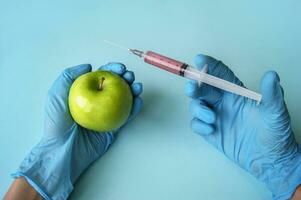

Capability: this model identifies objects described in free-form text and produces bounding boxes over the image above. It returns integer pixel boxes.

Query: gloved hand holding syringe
[104,40,262,103]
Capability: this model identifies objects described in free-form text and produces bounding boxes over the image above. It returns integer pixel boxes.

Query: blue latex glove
[185,54,301,200]
[12,63,143,200]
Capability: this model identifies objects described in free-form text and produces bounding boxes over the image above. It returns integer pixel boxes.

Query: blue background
[1,0,300,199]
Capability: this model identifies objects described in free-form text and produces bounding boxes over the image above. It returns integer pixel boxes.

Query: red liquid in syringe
[143,51,188,76]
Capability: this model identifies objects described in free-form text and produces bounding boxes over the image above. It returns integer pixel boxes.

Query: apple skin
[68,71,133,132]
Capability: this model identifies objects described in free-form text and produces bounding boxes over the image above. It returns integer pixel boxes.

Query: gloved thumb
[259,71,296,158]
[260,71,284,111]
[48,64,92,96]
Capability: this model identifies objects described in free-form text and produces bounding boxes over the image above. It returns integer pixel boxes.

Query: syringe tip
[129,49,144,57]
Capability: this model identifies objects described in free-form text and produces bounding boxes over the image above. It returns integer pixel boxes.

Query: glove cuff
[12,127,114,200]
[11,172,53,200]
[268,145,301,200]
[11,134,75,200]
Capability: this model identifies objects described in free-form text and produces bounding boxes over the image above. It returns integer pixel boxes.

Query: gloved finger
[127,97,143,122]
[122,71,135,84]
[190,118,215,135]
[189,99,216,124]
[185,78,220,103]
[131,83,143,97]
[185,80,201,98]
[98,62,126,75]
[195,55,240,83]
[259,71,291,137]
[260,71,286,115]
[193,54,244,104]
[64,64,92,81]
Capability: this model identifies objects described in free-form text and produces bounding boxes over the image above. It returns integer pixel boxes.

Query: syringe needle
[103,40,130,51]
[103,40,144,57]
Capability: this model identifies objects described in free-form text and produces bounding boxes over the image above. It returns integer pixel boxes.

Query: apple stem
[98,77,105,91]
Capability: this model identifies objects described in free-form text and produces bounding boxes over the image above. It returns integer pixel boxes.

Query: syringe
[104,40,262,103]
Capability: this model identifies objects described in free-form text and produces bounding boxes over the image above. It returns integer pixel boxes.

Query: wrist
[292,185,301,200]
[4,177,43,200]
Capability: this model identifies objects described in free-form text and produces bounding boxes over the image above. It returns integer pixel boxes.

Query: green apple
[68,71,133,132]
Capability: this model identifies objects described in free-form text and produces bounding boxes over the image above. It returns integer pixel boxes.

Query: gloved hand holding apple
[12,62,143,200]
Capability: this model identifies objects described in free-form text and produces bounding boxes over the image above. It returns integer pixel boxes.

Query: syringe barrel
[144,51,188,76]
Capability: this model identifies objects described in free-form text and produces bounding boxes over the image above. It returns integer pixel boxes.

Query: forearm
[4,177,42,200]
